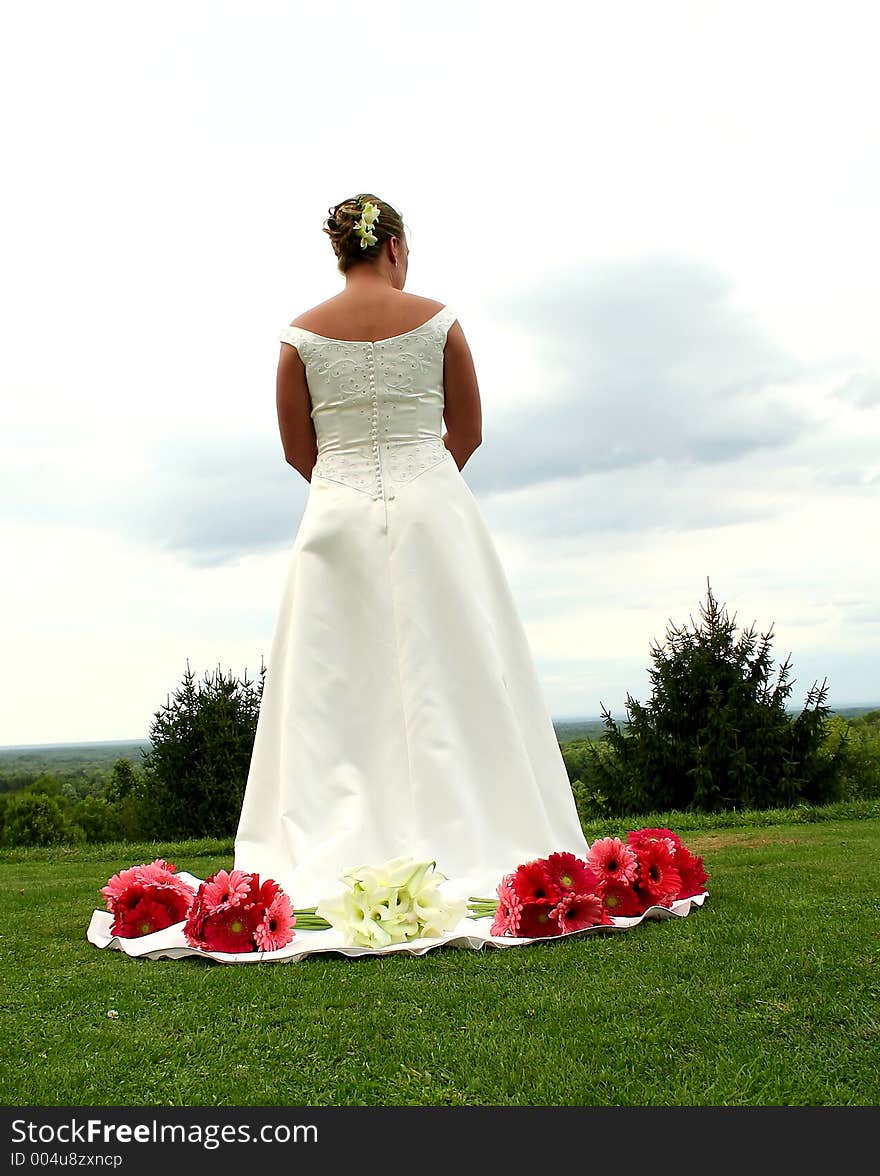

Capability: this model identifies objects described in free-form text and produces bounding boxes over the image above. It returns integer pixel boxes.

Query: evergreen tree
[588,579,847,814]
[104,757,139,805]
[139,658,266,838]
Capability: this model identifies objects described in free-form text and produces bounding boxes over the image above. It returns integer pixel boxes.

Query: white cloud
[2,0,878,742]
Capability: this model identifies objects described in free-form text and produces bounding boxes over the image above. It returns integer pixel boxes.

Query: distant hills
[552,704,878,744]
[2,703,877,764]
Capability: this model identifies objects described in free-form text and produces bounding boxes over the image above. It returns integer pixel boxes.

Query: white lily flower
[384,856,437,890]
[315,887,377,941]
[372,888,413,923]
[412,889,468,937]
[318,856,465,946]
[343,856,434,892]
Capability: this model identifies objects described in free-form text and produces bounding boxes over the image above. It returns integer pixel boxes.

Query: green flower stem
[292,906,332,930]
[290,900,500,931]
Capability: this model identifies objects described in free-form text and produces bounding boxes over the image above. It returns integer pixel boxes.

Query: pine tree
[104,757,139,805]
[588,579,847,814]
[139,658,267,838]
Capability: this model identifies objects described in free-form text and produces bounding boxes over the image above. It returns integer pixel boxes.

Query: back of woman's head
[323,193,406,274]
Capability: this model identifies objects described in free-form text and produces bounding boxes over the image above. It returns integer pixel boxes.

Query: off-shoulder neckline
[283,305,449,345]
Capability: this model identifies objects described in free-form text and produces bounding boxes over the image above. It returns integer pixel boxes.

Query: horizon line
[3,701,879,753]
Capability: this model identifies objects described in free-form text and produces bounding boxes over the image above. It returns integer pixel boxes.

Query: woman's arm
[276,342,318,481]
[441,320,482,471]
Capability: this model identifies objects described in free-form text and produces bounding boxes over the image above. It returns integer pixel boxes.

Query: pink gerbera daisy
[490,874,524,937]
[202,868,253,911]
[101,865,144,907]
[587,837,639,887]
[552,892,608,932]
[254,889,296,951]
[101,859,195,914]
[110,881,147,913]
[183,892,209,947]
[135,859,178,885]
[543,852,601,896]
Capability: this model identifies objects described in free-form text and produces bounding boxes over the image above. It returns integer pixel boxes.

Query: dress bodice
[279,304,458,501]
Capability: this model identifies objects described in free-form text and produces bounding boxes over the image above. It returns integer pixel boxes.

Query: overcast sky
[2,0,878,746]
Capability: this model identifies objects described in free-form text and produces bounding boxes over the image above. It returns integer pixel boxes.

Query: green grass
[2,814,879,1106]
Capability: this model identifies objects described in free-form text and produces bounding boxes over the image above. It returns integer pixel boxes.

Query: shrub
[585,579,847,815]
[23,773,64,798]
[823,713,880,799]
[72,795,125,843]
[1,792,68,847]
[564,740,615,821]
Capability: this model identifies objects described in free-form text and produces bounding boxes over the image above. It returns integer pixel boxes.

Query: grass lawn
[1,814,878,1106]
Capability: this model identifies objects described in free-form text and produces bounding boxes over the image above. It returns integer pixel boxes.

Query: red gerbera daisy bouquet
[622,827,708,914]
[100,859,321,953]
[100,858,198,938]
[182,868,302,953]
[468,829,708,936]
[467,851,613,937]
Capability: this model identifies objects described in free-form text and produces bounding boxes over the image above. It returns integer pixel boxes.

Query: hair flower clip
[353,198,380,249]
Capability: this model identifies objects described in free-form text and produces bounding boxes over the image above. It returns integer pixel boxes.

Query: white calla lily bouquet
[315,856,468,948]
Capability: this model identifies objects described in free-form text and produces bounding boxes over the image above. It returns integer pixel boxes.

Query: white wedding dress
[86,304,706,963]
[236,305,591,901]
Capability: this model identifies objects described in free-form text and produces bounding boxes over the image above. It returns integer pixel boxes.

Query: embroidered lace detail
[279,336,373,397]
[382,438,450,488]
[278,305,458,509]
[313,440,452,497]
[312,449,378,496]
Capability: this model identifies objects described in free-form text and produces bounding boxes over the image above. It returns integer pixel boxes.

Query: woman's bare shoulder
[401,294,447,315]
[288,295,336,330]
[288,293,448,334]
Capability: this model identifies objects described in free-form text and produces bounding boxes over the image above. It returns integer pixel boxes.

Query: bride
[86,193,708,961]
[87,192,616,963]
[232,192,592,917]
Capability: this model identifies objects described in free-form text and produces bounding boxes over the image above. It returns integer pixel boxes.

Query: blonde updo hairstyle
[323,193,407,275]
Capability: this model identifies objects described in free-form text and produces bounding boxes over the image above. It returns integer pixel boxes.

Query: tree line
[2,581,878,847]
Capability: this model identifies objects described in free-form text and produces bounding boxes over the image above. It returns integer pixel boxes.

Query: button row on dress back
[368,342,393,531]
